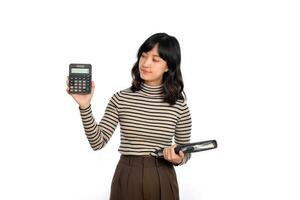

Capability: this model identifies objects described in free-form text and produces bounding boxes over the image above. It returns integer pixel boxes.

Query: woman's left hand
[163,144,184,165]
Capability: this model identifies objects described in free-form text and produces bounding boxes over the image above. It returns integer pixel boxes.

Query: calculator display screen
[71,68,89,74]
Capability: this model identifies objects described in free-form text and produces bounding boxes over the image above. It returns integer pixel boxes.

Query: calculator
[68,63,92,94]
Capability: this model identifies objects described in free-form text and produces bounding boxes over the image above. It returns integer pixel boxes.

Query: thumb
[179,150,184,158]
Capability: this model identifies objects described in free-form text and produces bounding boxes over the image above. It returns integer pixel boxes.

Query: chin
[140,75,150,81]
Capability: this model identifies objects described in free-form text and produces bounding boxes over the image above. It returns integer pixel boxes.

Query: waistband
[119,155,172,168]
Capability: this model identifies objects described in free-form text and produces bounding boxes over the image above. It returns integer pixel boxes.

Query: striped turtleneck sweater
[79,82,192,165]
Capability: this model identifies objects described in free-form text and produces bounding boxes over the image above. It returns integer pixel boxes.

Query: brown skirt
[110,155,180,200]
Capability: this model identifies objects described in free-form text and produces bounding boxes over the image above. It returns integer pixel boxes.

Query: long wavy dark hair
[131,33,186,105]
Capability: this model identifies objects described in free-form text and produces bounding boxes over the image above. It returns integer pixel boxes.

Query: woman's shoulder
[175,98,188,106]
[110,86,134,99]
[172,98,190,113]
[108,87,130,107]
[114,86,133,95]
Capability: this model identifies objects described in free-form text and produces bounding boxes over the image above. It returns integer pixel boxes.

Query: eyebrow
[143,52,160,57]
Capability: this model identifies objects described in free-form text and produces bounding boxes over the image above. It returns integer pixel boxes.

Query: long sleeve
[79,94,119,150]
[174,101,192,165]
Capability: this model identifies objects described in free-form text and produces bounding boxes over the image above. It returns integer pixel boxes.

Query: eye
[153,56,161,62]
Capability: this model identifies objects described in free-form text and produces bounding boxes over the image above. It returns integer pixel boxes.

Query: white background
[0,0,299,199]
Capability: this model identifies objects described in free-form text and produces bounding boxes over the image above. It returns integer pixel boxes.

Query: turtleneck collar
[140,82,164,96]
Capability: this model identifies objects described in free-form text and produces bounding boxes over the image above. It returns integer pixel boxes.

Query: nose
[142,56,152,68]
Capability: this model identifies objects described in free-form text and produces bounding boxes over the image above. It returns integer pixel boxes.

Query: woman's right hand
[66,76,95,109]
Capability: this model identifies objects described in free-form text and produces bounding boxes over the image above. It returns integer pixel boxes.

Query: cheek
[158,63,168,73]
[138,59,142,68]
[153,65,167,76]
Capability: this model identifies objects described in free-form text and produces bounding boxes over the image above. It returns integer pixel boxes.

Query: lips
[140,69,151,74]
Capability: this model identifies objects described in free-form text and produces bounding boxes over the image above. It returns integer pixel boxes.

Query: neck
[140,82,164,96]
[144,79,163,86]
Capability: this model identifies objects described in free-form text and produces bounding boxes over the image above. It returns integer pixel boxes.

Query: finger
[90,81,95,94]
[171,144,177,154]
[164,148,169,160]
[66,76,70,93]
[170,144,179,160]
[66,88,70,95]
[170,146,176,160]
[163,148,168,160]
[171,147,181,162]
[167,147,172,161]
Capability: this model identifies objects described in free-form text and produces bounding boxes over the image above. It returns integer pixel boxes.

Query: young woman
[67,33,192,200]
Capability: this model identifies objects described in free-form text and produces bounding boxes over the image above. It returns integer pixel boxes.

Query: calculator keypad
[69,75,91,93]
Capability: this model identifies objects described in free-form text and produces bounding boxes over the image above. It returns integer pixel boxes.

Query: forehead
[145,44,160,56]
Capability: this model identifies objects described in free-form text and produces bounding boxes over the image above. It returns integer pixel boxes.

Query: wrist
[79,104,91,110]
[174,158,183,165]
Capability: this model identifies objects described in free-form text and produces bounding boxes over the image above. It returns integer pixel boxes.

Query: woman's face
[139,44,168,86]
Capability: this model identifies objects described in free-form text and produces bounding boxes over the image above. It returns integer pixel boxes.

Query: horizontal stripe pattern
[79,83,192,165]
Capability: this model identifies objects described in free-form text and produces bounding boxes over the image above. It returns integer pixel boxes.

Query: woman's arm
[162,101,192,165]
[174,101,192,165]
[79,94,119,150]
